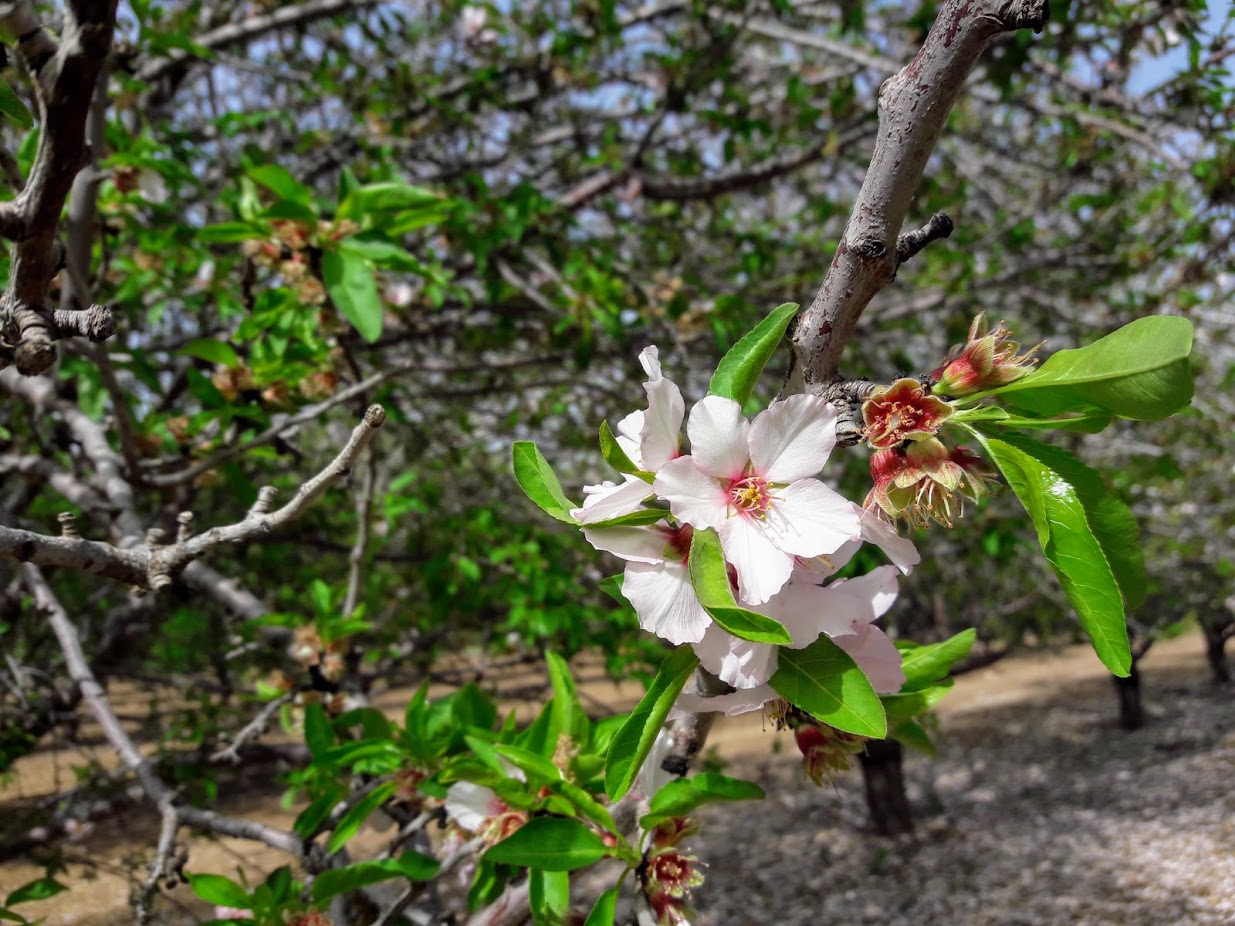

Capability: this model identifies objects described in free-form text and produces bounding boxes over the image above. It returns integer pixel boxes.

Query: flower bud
[931,313,1042,397]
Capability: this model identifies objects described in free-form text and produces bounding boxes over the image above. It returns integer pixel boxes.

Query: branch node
[249,486,278,516]
[364,403,387,428]
[176,511,194,543]
[57,511,79,539]
[852,237,887,260]
[145,527,166,546]
[896,212,954,265]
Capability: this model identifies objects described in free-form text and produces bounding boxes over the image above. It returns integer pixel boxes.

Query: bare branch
[789,0,1050,389]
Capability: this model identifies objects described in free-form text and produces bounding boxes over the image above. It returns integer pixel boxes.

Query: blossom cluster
[572,348,919,713]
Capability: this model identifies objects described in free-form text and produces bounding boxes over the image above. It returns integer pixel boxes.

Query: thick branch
[790,0,1049,388]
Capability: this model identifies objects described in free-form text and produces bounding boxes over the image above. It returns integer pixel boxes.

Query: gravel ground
[689,672,1235,926]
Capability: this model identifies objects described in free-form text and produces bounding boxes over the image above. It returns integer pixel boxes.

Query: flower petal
[692,625,779,689]
[718,516,794,606]
[638,345,663,381]
[858,507,920,574]
[685,395,750,479]
[572,477,653,524]
[444,781,501,832]
[654,458,730,529]
[749,394,838,483]
[824,565,901,626]
[833,624,906,694]
[622,561,713,645]
[670,683,777,718]
[761,479,861,558]
[640,376,685,471]
[582,524,668,564]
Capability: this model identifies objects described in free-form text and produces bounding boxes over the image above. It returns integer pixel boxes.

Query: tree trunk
[1204,625,1230,685]
[1112,659,1145,731]
[859,738,914,835]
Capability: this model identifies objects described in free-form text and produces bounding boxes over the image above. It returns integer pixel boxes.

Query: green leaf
[530,869,570,926]
[198,222,264,243]
[897,629,976,692]
[511,441,578,523]
[598,574,630,607]
[5,878,67,907]
[179,338,240,368]
[0,76,33,129]
[185,874,250,909]
[639,772,764,829]
[584,885,620,926]
[339,181,446,219]
[310,853,439,903]
[889,719,936,755]
[326,781,397,854]
[294,786,344,838]
[770,636,887,738]
[604,647,698,801]
[247,164,313,207]
[546,651,586,741]
[992,316,1193,420]
[687,528,792,644]
[483,818,611,871]
[708,302,798,405]
[950,406,1112,434]
[338,237,431,273]
[599,420,646,477]
[584,508,665,528]
[880,679,953,724]
[493,744,563,783]
[546,778,620,839]
[322,250,383,342]
[303,701,333,760]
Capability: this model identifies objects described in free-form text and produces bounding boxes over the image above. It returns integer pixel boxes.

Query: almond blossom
[653,393,860,605]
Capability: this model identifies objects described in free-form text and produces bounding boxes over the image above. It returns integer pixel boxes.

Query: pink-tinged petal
[858,507,920,574]
[654,457,730,529]
[834,624,905,694]
[761,479,861,558]
[622,561,713,645]
[615,409,644,447]
[640,377,685,471]
[749,394,838,483]
[686,395,750,479]
[670,683,777,718]
[718,516,794,606]
[582,525,668,564]
[761,581,859,644]
[692,625,780,688]
[572,477,653,524]
[638,345,663,381]
[824,565,901,625]
[444,781,502,832]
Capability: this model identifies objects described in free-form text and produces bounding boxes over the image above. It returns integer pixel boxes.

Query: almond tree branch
[789,0,1050,390]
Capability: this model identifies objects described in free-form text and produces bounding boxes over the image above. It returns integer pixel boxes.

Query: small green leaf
[511,441,578,523]
[179,338,240,368]
[889,718,936,755]
[640,772,764,829]
[708,302,798,405]
[198,222,264,243]
[546,778,620,839]
[770,636,887,738]
[950,406,1112,434]
[598,574,630,607]
[897,629,976,692]
[339,181,446,219]
[0,76,33,129]
[992,316,1193,420]
[6,878,66,907]
[185,874,250,909]
[604,647,699,801]
[323,250,383,342]
[972,431,1138,676]
[303,701,333,760]
[530,869,571,926]
[326,781,398,854]
[584,885,620,926]
[493,744,563,783]
[880,679,953,724]
[599,420,647,476]
[688,528,791,644]
[584,508,665,528]
[546,651,586,741]
[310,853,439,903]
[483,818,610,871]
[247,164,313,207]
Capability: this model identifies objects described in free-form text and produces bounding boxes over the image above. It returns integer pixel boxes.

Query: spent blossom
[931,312,1042,397]
[861,377,952,449]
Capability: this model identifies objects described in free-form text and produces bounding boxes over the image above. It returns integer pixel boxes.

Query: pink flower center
[728,475,773,518]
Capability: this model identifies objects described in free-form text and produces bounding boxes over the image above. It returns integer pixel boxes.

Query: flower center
[728,475,773,518]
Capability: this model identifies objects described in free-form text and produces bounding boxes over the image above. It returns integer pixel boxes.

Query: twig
[342,450,378,618]
[134,803,180,926]
[210,692,297,764]
[896,212,954,265]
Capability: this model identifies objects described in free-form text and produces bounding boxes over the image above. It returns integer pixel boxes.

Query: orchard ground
[2,631,1232,926]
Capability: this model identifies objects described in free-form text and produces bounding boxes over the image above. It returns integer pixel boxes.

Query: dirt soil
[2,632,1232,926]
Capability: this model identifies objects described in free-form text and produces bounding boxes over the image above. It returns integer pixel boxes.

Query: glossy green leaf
[770,636,887,738]
[322,250,383,342]
[584,885,620,926]
[179,338,240,368]
[185,874,250,909]
[511,441,578,523]
[708,302,798,405]
[493,744,563,783]
[598,420,650,478]
[326,780,397,854]
[584,507,665,528]
[880,679,953,724]
[546,651,586,741]
[950,405,1112,434]
[598,574,631,607]
[993,316,1193,420]
[604,646,698,800]
[483,818,610,871]
[303,701,332,760]
[890,719,936,755]
[0,76,33,129]
[688,528,791,644]
[897,629,976,692]
[974,431,1136,676]
[310,852,440,903]
[530,869,570,926]
[546,778,620,840]
[640,772,765,828]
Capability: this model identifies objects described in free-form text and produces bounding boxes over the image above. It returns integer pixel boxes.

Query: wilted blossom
[866,437,992,528]
[654,393,860,605]
[794,722,867,785]
[931,313,1041,397]
[861,377,952,449]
